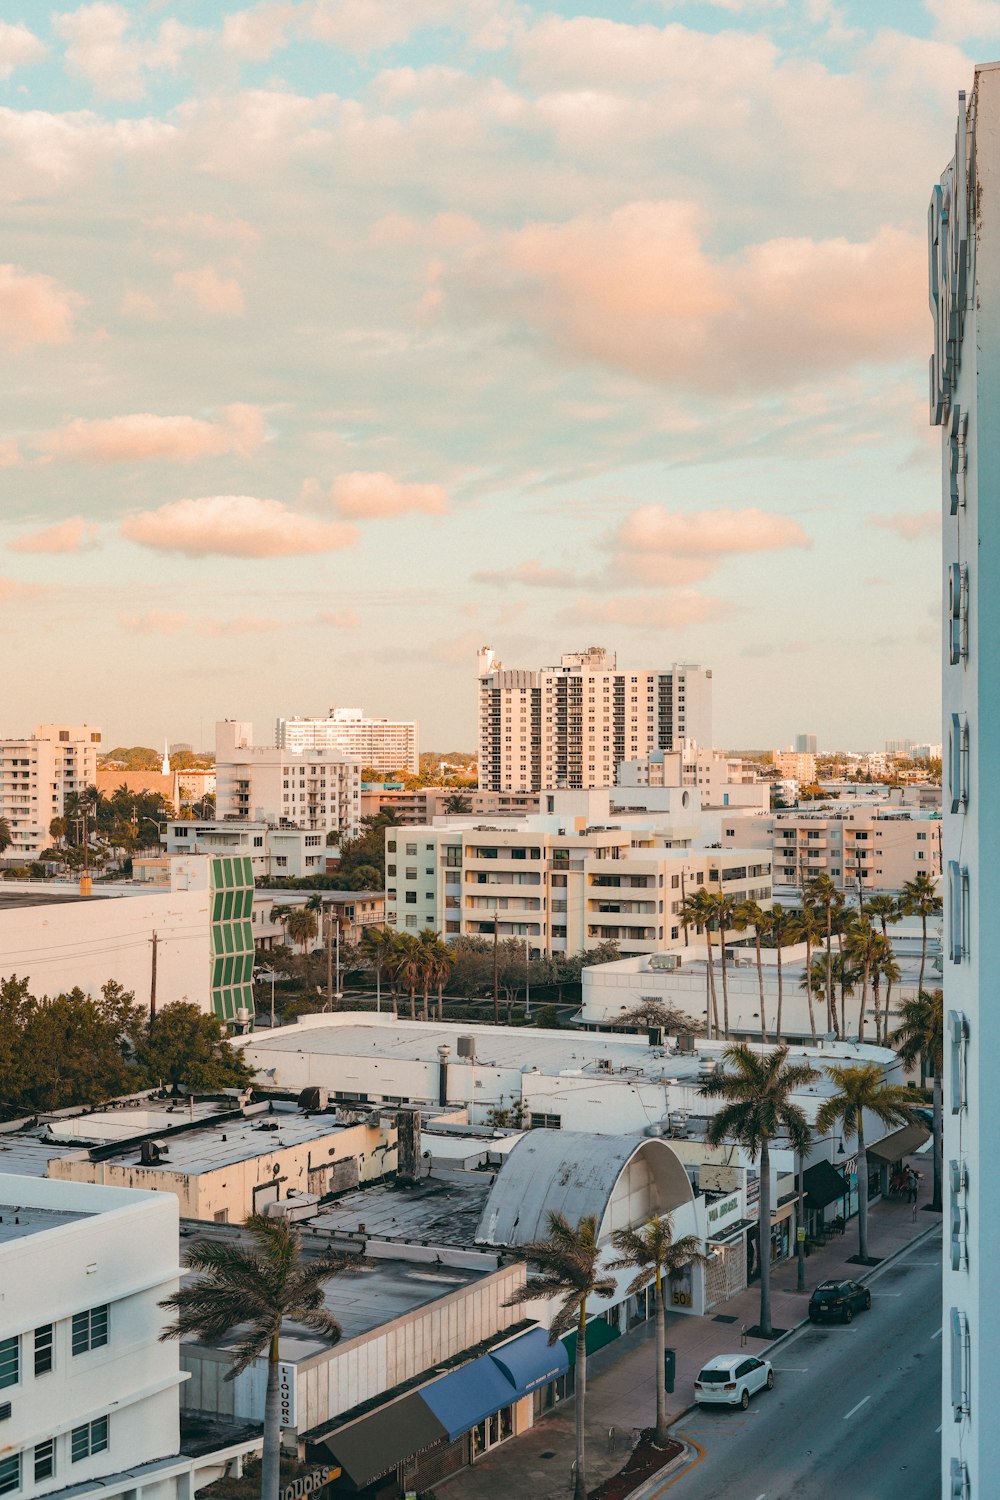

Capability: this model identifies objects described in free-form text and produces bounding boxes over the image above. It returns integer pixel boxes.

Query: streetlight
[524,933,532,1020]
[256,968,278,1028]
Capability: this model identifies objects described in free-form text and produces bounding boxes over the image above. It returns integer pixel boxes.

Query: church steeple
[161,740,170,776]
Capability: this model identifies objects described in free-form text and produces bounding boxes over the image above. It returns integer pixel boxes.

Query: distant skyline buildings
[276,708,418,776]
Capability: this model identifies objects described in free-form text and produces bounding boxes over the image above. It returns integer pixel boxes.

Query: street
[662,1231,942,1500]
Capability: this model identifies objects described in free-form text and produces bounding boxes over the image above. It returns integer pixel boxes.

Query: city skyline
[0,0,981,747]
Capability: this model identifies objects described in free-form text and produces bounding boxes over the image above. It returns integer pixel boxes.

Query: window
[34,1441,55,1483]
[405,843,417,856]
[34,1326,53,1376]
[530,1112,561,1129]
[405,891,417,904]
[71,1417,109,1463]
[0,1455,19,1495]
[0,1336,18,1389]
[71,1305,109,1357]
[950,1308,970,1421]
[387,840,397,853]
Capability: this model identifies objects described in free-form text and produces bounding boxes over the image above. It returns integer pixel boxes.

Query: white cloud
[615,504,810,557]
[121,495,360,558]
[8,517,99,554]
[47,405,266,463]
[53,3,206,102]
[0,21,47,80]
[566,590,729,628]
[330,471,449,518]
[0,264,80,349]
[473,559,580,588]
[173,266,246,317]
[870,510,939,541]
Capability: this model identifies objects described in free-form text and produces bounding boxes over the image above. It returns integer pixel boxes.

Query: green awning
[561,1318,621,1362]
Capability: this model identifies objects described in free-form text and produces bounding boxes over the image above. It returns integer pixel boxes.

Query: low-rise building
[0,854,255,1026]
[253,889,385,950]
[360,785,539,824]
[721,805,943,894]
[163,820,329,880]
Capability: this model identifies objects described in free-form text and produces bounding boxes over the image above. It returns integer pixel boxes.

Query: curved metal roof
[474,1129,693,1248]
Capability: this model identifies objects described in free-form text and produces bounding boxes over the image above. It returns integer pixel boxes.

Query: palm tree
[844,915,880,1042]
[767,904,798,1043]
[0,817,11,856]
[806,873,842,1037]
[816,1063,920,1263]
[732,900,769,1044]
[504,1212,615,1500]
[891,989,944,1212]
[608,1216,708,1446]
[900,873,943,999]
[416,927,442,1020]
[360,926,395,1014]
[285,907,318,954]
[699,1044,816,1338]
[870,935,899,1049]
[391,932,422,1019]
[269,904,294,947]
[711,892,738,1039]
[792,902,820,1044]
[866,895,902,1041]
[159,1215,361,1500]
[430,934,453,1019]
[679,888,720,1038]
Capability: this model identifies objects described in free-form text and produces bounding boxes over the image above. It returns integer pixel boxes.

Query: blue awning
[490,1327,569,1396]
[421,1354,521,1442]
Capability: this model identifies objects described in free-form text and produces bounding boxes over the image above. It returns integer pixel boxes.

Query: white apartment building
[932,69,989,1497]
[618,749,767,811]
[215,721,360,846]
[0,854,255,1026]
[162,819,328,880]
[720,805,942,894]
[0,1175,181,1500]
[385,795,770,958]
[276,708,418,776]
[0,724,102,864]
[477,646,712,792]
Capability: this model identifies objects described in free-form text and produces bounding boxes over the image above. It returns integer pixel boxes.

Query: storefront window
[472,1405,514,1458]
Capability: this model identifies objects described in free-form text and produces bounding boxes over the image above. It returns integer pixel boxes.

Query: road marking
[875,1292,902,1297]
[931,1327,942,1340]
[773,1367,808,1372]
[843,1394,873,1420]
[936,1425,943,1434]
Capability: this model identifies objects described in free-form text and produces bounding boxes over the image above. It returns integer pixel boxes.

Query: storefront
[802,1159,849,1238]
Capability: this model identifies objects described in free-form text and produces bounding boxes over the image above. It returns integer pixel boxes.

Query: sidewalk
[436,1162,940,1500]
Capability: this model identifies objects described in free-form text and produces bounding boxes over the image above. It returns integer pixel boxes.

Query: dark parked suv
[808,1279,872,1324]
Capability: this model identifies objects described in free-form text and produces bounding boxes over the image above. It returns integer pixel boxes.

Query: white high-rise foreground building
[0,724,102,864]
[932,67,994,1499]
[477,646,712,792]
[215,721,360,844]
[276,707,419,775]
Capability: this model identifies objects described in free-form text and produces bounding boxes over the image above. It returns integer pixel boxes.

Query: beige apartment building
[215,720,360,844]
[477,645,712,792]
[360,785,540,823]
[771,750,817,782]
[276,708,418,776]
[721,806,942,893]
[0,722,102,863]
[386,821,771,958]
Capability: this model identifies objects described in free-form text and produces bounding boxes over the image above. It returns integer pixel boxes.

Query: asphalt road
[663,1230,943,1500]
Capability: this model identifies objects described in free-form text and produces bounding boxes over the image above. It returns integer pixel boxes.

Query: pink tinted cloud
[330,470,449,518]
[567,590,729,628]
[54,3,205,102]
[442,203,926,391]
[870,510,938,541]
[473,559,581,589]
[0,440,20,467]
[317,608,361,628]
[121,495,360,558]
[0,264,80,349]
[9,516,99,554]
[173,265,246,317]
[118,610,189,635]
[0,21,47,79]
[47,404,265,463]
[615,505,809,557]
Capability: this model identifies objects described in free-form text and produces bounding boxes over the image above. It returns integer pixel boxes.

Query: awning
[803,1160,848,1212]
[490,1327,569,1396]
[561,1317,621,1363]
[421,1354,521,1442]
[323,1393,447,1491]
[867,1123,931,1163]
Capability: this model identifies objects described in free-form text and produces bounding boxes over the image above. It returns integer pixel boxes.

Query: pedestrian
[906,1169,918,1204]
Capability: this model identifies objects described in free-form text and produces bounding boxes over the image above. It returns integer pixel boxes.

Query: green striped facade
[209,855,255,1025]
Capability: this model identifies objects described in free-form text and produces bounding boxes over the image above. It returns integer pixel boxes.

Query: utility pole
[325,906,334,1011]
[524,934,531,1020]
[150,930,158,1020]
[796,1151,806,1293]
[492,919,499,1025]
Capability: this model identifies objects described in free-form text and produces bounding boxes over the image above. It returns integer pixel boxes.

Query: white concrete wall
[0,1176,181,1499]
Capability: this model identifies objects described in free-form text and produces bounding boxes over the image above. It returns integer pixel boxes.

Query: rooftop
[0,888,113,910]
[0,1203,91,1243]
[308,1172,494,1249]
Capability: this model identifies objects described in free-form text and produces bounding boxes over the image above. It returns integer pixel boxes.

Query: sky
[0,0,995,753]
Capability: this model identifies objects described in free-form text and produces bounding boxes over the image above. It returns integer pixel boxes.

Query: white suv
[695,1354,774,1409]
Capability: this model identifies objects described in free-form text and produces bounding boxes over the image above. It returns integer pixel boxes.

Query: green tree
[0,977,145,1118]
[900,873,943,999]
[865,895,902,1043]
[806,873,842,1037]
[844,915,881,1043]
[137,1002,256,1091]
[391,932,422,1019]
[285,907,319,953]
[792,902,821,1045]
[816,1063,920,1263]
[360,926,396,1012]
[608,1216,709,1445]
[679,888,720,1038]
[0,818,11,856]
[699,1044,816,1337]
[711,892,738,1040]
[614,1000,698,1035]
[443,792,473,814]
[159,1216,361,1500]
[891,989,944,1213]
[732,899,769,1045]
[766,904,799,1043]
[504,1213,615,1500]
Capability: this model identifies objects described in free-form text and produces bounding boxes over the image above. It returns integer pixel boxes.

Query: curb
[621,1439,697,1500]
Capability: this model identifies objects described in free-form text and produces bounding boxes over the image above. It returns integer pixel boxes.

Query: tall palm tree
[891,989,944,1212]
[806,873,842,1037]
[711,892,738,1039]
[816,1063,919,1263]
[870,935,899,1049]
[866,895,902,1041]
[733,899,769,1044]
[844,915,880,1042]
[391,932,422,1019]
[360,925,395,1014]
[504,1212,616,1500]
[767,904,799,1043]
[0,817,11,856]
[679,888,720,1038]
[159,1216,361,1500]
[900,872,943,999]
[430,934,453,1019]
[699,1044,816,1338]
[285,907,318,954]
[269,904,294,948]
[608,1216,708,1446]
[792,902,821,1044]
[416,927,442,1020]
